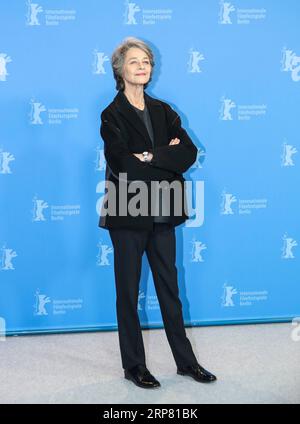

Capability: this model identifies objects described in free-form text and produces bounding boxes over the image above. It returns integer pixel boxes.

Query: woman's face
[122,47,152,88]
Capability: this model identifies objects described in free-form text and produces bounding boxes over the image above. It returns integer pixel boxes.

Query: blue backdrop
[0,0,299,335]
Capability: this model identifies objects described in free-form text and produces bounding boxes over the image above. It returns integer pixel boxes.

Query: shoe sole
[124,373,161,389]
[177,370,217,383]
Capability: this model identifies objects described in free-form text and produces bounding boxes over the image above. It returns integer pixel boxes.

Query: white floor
[0,322,299,404]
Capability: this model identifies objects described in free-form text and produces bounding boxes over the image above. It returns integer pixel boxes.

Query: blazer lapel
[114,89,163,150]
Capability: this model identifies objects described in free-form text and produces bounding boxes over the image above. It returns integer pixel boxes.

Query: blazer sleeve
[149,103,198,174]
[100,110,176,182]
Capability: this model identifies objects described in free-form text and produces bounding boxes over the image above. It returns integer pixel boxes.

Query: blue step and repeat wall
[1,1,299,335]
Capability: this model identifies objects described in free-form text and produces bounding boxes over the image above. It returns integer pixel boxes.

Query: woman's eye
[130,61,149,64]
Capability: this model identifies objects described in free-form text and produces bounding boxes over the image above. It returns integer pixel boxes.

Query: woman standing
[99,37,217,389]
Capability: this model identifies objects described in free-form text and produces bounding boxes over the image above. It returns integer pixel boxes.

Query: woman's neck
[123,86,145,109]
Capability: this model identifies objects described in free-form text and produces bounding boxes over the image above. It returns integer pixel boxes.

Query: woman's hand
[169,138,180,145]
[133,152,154,162]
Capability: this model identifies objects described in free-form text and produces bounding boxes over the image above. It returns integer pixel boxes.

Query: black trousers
[108,222,198,370]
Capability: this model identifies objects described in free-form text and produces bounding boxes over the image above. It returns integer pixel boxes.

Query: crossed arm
[133,137,180,163]
[100,104,197,181]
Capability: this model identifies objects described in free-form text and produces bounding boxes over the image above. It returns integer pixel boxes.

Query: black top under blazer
[98,89,198,231]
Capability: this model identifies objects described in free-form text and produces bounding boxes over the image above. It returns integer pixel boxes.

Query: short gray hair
[111,37,155,91]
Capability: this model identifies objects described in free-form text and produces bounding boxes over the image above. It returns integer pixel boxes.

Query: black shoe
[177,363,217,383]
[124,364,161,389]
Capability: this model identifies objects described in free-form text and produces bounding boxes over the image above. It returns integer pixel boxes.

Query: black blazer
[98,89,198,231]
